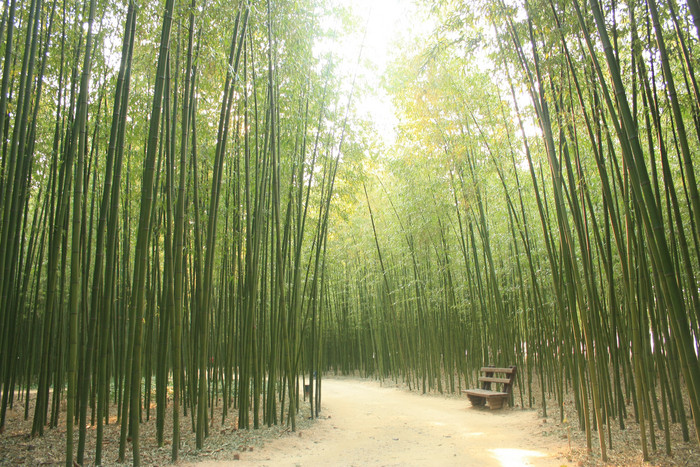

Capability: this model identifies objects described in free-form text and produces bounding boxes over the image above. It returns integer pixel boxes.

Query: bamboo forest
[0,0,699,464]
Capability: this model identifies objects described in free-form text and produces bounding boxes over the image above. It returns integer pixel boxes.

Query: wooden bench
[463,366,517,410]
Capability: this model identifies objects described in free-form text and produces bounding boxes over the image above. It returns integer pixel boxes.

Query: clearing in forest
[194,378,571,467]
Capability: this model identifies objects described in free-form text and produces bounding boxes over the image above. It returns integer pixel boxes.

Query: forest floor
[193,377,700,467]
[0,387,315,466]
[1,377,698,466]
[194,377,571,467]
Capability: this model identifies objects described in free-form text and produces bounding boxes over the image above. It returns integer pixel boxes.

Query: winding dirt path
[197,378,571,466]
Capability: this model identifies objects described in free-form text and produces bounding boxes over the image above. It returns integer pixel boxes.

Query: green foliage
[320,0,700,462]
[1,0,700,464]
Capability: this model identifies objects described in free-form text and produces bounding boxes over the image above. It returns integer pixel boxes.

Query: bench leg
[467,395,486,407]
[488,397,505,410]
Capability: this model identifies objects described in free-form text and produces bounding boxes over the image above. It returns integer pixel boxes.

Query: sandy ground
[195,378,571,467]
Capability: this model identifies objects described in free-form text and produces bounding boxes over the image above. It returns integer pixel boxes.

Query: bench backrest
[479,365,517,394]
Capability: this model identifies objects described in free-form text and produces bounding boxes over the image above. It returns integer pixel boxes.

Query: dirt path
[195,378,571,466]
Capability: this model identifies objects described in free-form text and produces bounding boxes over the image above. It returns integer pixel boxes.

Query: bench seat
[463,388,509,397]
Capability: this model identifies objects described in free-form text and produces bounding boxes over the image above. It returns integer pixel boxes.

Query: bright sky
[317,0,433,147]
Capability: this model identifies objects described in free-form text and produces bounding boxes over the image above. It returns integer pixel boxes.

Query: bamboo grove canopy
[0,0,699,465]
